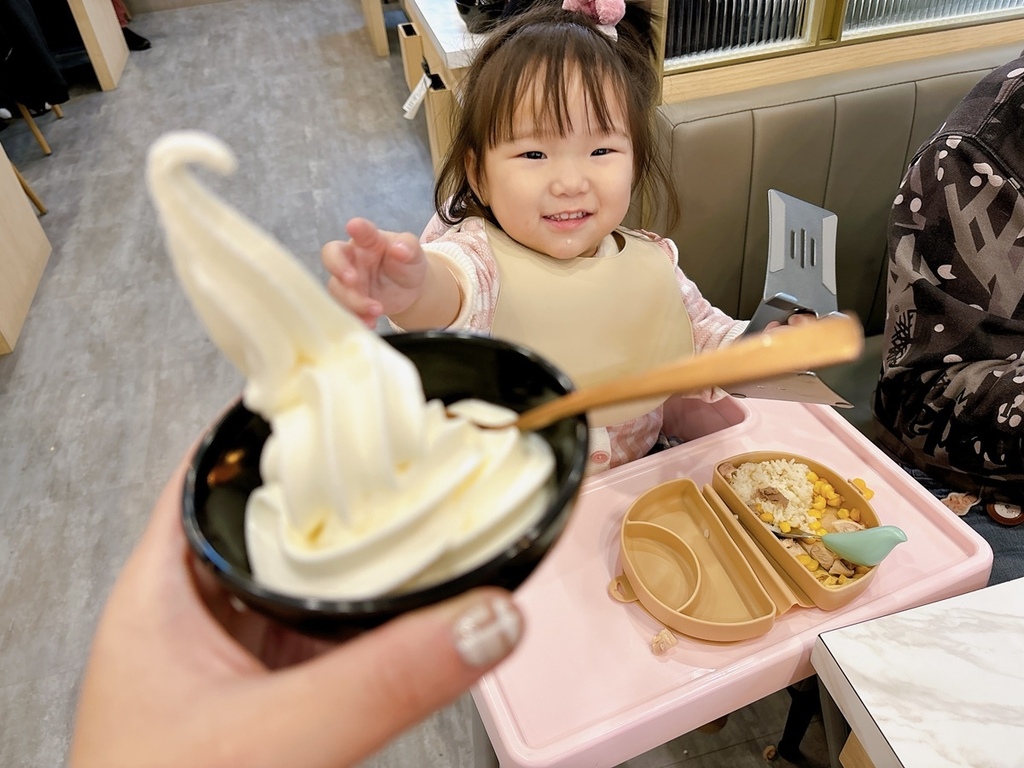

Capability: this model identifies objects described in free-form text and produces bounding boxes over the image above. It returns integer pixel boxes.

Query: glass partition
[665,0,809,63]
[844,0,1024,38]
[662,0,1024,69]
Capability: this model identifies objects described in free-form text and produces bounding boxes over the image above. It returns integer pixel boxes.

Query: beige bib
[488,224,694,427]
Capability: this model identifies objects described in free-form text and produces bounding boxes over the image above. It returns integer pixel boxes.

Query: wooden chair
[11,162,45,215]
[15,102,64,157]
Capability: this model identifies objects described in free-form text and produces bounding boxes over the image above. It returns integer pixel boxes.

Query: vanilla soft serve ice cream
[146,131,557,600]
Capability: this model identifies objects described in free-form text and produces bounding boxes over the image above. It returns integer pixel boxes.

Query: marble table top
[812,576,1024,768]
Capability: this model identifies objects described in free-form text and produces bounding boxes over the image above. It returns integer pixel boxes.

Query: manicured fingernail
[452,594,523,667]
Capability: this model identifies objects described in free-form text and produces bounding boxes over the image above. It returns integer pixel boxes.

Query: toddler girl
[322,0,747,473]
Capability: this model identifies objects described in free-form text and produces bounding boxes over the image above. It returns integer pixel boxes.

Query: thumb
[258,588,523,767]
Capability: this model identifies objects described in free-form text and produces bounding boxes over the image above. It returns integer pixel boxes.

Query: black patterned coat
[874,51,1024,501]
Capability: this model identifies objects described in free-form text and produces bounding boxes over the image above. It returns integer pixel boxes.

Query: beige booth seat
[649,42,1023,436]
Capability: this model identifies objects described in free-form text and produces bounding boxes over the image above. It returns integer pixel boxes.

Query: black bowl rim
[181,329,589,619]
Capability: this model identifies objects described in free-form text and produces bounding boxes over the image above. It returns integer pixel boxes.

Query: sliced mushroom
[780,539,805,556]
[829,559,855,578]
[803,541,836,570]
[756,486,789,507]
[830,519,865,534]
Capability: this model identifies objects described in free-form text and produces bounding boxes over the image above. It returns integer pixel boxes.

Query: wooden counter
[67,0,129,91]
[0,145,52,354]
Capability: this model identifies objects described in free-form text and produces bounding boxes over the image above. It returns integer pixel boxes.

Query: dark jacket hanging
[0,0,70,111]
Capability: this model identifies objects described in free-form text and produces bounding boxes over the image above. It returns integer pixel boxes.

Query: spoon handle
[515,313,864,432]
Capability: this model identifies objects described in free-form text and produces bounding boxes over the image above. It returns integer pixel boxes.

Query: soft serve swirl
[146,131,556,600]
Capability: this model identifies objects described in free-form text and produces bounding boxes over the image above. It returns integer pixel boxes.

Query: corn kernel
[796,555,819,571]
[807,471,819,482]
[851,478,876,499]
[760,512,774,523]
[812,496,827,510]
[826,495,842,507]
[779,521,792,533]
[854,565,872,575]
[821,482,834,496]
[850,508,862,522]
[809,507,823,518]
[837,508,850,519]
[810,520,822,530]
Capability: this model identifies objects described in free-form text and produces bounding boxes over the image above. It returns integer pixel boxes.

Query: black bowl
[182,331,589,639]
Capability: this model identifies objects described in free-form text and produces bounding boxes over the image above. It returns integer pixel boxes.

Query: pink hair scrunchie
[561,0,626,39]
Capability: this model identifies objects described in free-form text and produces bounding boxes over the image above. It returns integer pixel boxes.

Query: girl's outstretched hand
[763,311,819,332]
[322,218,429,328]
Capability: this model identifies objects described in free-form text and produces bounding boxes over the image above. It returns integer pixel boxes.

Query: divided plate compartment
[609,478,778,642]
[711,451,880,611]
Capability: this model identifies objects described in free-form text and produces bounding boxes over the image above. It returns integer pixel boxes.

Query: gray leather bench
[648,42,1022,437]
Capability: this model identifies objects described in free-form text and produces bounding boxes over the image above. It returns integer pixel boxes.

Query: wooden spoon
[509,313,864,432]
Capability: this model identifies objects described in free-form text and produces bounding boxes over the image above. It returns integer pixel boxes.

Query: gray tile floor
[0,1,829,765]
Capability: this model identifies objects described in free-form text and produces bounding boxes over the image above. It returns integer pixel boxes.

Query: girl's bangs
[483,43,626,146]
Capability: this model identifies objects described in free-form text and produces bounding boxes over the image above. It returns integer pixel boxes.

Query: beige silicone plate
[711,451,880,611]
[610,478,777,642]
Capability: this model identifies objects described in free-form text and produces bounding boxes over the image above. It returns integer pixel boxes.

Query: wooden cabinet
[66,0,129,91]
[0,145,51,354]
[394,3,469,175]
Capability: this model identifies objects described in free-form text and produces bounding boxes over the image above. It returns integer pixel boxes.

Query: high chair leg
[12,165,47,215]
[16,103,52,156]
[52,104,64,119]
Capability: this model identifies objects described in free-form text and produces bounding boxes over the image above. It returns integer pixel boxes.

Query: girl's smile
[545,210,589,222]
[544,210,592,229]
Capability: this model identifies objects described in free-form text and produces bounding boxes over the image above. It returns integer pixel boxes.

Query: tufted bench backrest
[650,43,1022,339]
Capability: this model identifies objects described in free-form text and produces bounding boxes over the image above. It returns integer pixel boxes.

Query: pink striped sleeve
[420,218,500,333]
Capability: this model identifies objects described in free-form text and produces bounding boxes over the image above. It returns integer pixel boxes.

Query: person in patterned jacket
[874,50,1024,584]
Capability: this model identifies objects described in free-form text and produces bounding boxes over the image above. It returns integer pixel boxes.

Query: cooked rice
[727,459,815,531]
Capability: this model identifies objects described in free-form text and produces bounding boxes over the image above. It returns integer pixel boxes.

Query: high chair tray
[471,397,993,768]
